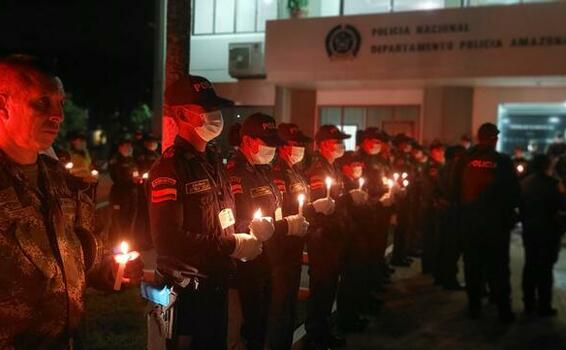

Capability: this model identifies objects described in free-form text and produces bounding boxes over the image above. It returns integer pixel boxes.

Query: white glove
[231,233,262,261]
[349,189,368,206]
[312,198,335,215]
[285,214,309,237]
[379,192,394,207]
[249,217,275,242]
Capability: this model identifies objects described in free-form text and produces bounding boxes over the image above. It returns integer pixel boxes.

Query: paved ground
[343,232,566,350]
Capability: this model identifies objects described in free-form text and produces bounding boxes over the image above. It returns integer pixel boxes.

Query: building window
[192,0,278,35]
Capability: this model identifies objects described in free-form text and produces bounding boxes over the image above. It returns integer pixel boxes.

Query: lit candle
[325,177,333,198]
[91,169,99,177]
[298,193,305,216]
[113,241,140,291]
[253,208,263,220]
[393,173,400,182]
[132,170,139,179]
[402,172,408,180]
[358,177,365,191]
[382,176,389,186]
[403,179,410,187]
[517,164,524,173]
[65,162,74,170]
[387,179,394,194]
[142,172,149,180]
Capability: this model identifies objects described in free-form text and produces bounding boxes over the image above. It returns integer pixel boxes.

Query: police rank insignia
[325,24,361,60]
[186,179,212,194]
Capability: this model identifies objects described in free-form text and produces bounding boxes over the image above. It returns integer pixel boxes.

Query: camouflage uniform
[0,151,112,349]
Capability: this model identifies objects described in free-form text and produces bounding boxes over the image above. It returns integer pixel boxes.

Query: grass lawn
[78,287,147,350]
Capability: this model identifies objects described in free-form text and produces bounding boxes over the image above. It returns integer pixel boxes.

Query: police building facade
[190,0,566,153]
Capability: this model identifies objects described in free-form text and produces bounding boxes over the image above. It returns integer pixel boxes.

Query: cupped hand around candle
[249,217,275,242]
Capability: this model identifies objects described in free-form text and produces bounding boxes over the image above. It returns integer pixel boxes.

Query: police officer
[0,55,142,349]
[136,134,161,174]
[267,123,316,349]
[435,145,466,290]
[149,75,263,349]
[227,114,309,350]
[335,151,372,332]
[390,133,415,267]
[67,130,93,179]
[304,125,352,350]
[453,123,520,322]
[108,136,141,246]
[520,154,564,317]
[356,128,395,302]
[421,141,444,277]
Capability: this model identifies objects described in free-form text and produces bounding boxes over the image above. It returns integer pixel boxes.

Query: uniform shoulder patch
[151,187,177,203]
[152,177,177,188]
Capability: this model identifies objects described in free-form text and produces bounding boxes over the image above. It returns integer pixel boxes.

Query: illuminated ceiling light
[417,1,441,10]
[549,116,560,124]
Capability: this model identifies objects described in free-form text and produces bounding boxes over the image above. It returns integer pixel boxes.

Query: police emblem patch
[152,177,177,188]
[250,186,272,198]
[325,24,361,60]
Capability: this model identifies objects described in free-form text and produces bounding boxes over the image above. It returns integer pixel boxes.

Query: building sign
[265,2,566,83]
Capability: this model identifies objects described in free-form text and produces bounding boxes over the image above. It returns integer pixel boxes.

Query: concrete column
[274,87,317,137]
[422,87,473,145]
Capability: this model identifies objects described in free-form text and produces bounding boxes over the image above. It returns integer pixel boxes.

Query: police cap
[240,113,285,147]
[477,123,499,141]
[165,75,234,111]
[278,123,312,144]
[359,127,388,143]
[315,125,351,142]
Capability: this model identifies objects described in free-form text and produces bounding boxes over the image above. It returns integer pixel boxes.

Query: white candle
[298,193,305,216]
[65,162,74,170]
[358,177,365,191]
[387,179,394,194]
[401,172,408,180]
[393,173,400,182]
[325,177,333,198]
[113,241,139,291]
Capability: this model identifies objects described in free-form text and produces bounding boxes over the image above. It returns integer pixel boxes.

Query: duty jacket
[149,136,237,283]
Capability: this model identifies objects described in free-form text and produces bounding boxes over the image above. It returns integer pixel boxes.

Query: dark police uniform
[227,151,287,350]
[391,149,415,266]
[149,136,237,349]
[520,168,564,314]
[305,152,348,347]
[108,151,139,245]
[420,158,443,277]
[453,142,520,318]
[268,157,313,350]
[134,142,161,250]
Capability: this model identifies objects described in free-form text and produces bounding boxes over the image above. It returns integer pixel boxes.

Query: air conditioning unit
[228,42,266,79]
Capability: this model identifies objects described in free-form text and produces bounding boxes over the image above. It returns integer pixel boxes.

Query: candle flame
[387,179,394,189]
[298,193,305,204]
[393,173,400,181]
[120,241,129,255]
[359,177,365,187]
[402,172,408,179]
[253,209,263,220]
[91,169,99,177]
[517,164,524,173]
[132,171,139,178]
[142,172,149,180]
[382,176,389,185]
[65,162,74,170]
[403,179,410,187]
[325,177,332,188]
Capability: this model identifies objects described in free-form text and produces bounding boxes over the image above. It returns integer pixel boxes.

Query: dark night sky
[0,0,156,128]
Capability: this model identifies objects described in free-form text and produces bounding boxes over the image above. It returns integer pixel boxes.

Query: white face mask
[289,146,305,165]
[251,144,276,165]
[367,144,381,155]
[352,166,363,179]
[189,110,224,142]
[332,143,345,159]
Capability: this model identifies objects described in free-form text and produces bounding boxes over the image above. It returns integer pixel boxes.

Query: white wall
[472,87,566,132]
[317,88,424,106]
[190,33,265,82]
[214,80,276,106]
